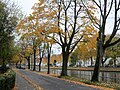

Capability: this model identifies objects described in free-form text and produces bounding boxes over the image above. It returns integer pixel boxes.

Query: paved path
[15,69,100,90]
[15,73,35,90]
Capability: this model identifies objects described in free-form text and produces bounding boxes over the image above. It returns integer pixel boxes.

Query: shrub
[0,69,16,90]
[0,76,5,89]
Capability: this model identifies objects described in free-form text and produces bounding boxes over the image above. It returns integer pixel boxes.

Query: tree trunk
[91,39,105,82]
[27,56,30,69]
[39,57,42,72]
[61,52,69,76]
[90,57,93,66]
[114,59,116,67]
[20,60,22,69]
[102,60,104,67]
[33,48,36,71]
[102,57,107,67]
[16,61,19,68]
[47,53,50,74]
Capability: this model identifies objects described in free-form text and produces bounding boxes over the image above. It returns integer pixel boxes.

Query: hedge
[0,69,16,90]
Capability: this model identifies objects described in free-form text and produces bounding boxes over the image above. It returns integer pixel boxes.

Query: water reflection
[99,72,120,83]
[41,68,120,84]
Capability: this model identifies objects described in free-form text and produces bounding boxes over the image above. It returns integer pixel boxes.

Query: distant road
[15,69,100,90]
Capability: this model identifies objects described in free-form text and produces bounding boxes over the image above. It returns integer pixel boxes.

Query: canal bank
[49,67,120,72]
[39,67,120,84]
[32,67,120,90]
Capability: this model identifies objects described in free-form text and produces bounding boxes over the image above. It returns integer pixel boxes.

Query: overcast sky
[12,0,38,15]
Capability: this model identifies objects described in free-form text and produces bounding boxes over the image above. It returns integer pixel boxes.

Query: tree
[17,13,41,71]
[31,0,56,73]
[82,0,120,81]
[70,26,97,66]
[17,0,57,72]
[49,0,96,76]
[38,42,46,71]
[0,0,21,69]
[17,0,95,76]
[105,35,120,67]
[19,38,33,69]
[70,49,79,67]
[10,46,21,65]
[50,54,62,65]
[31,0,95,76]
[47,43,52,74]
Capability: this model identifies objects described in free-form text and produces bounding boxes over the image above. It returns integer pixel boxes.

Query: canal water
[41,68,120,84]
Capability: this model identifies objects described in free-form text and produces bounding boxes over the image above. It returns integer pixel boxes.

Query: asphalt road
[15,69,100,90]
[15,73,35,90]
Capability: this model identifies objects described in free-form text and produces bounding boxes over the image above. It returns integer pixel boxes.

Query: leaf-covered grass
[32,68,120,90]
[35,68,120,89]
[60,76,120,90]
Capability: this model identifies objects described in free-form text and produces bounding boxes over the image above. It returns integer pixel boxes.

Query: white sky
[12,0,38,15]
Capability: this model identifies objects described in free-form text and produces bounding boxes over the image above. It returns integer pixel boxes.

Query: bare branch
[105,38,120,48]
[81,0,100,28]
[106,0,113,17]
[66,0,72,10]
[69,35,83,54]
[93,0,103,17]
[104,0,118,46]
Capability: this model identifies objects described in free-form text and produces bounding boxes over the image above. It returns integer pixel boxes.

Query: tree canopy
[0,0,22,67]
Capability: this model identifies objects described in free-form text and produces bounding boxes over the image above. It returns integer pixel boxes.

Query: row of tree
[16,0,95,74]
[90,0,120,81]
[70,34,120,67]
[0,0,22,71]
[15,0,120,82]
